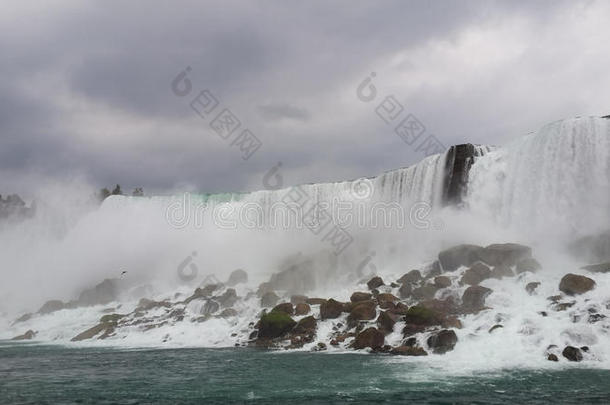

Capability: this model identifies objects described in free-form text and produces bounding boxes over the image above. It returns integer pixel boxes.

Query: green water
[1,342,609,404]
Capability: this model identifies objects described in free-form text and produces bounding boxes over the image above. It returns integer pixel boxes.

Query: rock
[516,258,541,274]
[420,298,459,315]
[71,323,110,341]
[202,300,220,315]
[461,286,492,313]
[562,346,583,362]
[100,313,124,324]
[37,300,66,315]
[258,312,297,339]
[588,313,606,323]
[137,298,170,311]
[397,270,422,284]
[389,302,410,316]
[11,330,36,340]
[376,293,399,307]
[479,243,532,267]
[226,269,248,286]
[377,311,398,334]
[260,291,280,307]
[426,329,458,354]
[352,327,384,350]
[13,313,33,324]
[367,276,384,290]
[460,262,491,285]
[217,288,238,308]
[349,301,377,321]
[293,315,317,334]
[581,262,610,273]
[185,284,222,303]
[320,299,344,319]
[438,244,484,272]
[390,346,428,356]
[488,324,503,333]
[425,261,443,278]
[404,337,418,347]
[434,276,452,289]
[404,306,444,327]
[547,353,559,362]
[272,302,294,315]
[294,303,311,316]
[290,295,308,305]
[554,301,576,311]
[559,274,596,295]
[78,278,120,307]
[313,342,327,351]
[398,282,412,299]
[350,292,373,303]
[525,282,541,295]
[580,346,590,353]
[412,284,438,301]
[490,265,514,279]
[219,308,238,318]
[257,282,274,297]
[305,298,326,305]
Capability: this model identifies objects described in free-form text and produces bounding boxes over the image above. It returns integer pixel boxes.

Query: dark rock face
[562,346,583,362]
[434,276,452,289]
[78,279,120,307]
[320,299,344,319]
[427,329,458,354]
[367,276,384,290]
[397,270,422,285]
[460,262,491,285]
[559,274,596,295]
[294,303,311,316]
[525,282,541,295]
[461,286,492,313]
[217,289,238,308]
[377,311,398,335]
[412,285,438,301]
[293,315,316,334]
[390,346,428,356]
[438,244,484,272]
[404,306,444,327]
[547,353,559,362]
[226,269,248,286]
[442,144,484,206]
[272,302,294,315]
[349,301,377,321]
[398,282,412,299]
[261,291,280,307]
[490,265,514,279]
[376,293,399,307]
[350,292,373,303]
[352,327,384,350]
[479,243,532,267]
[11,330,36,340]
[38,300,67,315]
[258,312,297,339]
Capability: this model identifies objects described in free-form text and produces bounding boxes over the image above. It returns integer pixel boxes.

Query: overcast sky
[2,0,609,198]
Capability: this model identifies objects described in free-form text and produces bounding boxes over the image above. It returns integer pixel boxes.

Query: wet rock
[412,284,438,301]
[516,258,541,274]
[397,270,422,284]
[350,292,373,303]
[377,311,398,335]
[258,312,297,339]
[526,282,541,295]
[479,243,532,267]
[11,330,36,340]
[12,313,33,324]
[553,301,575,311]
[257,282,274,297]
[547,354,559,362]
[367,276,384,290]
[404,306,444,327]
[313,342,327,351]
[425,261,443,278]
[71,323,110,341]
[217,288,238,308]
[185,284,222,303]
[427,329,458,354]
[348,301,377,322]
[581,262,610,273]
[398,282,412,299]
[490,265,514,279]
[547,295,562,303]
[78,278,120,307]
[389,302,410,316]
[460,261,491,285]
[38,300,66,315]
[260,291,280,307]
[219,308,238,318]
[352,327,384,350]
[272,302,294,315]
[293,315,317,334]
[489,324,503,333]
[434,276,451,289]
[226,269,248,286]
[438,244,484,271]
[376,293,399,308]
[290,295,308,305]
[588,313,606,323]
[295,303,311,316]
[404,337,418,347]
[559,274,596,296]
[461,286,492,313]
[390,346,428,356]
[320,299,344,320]
[202,300,220,315]
[562,346,583,362]
[305,298,327,305]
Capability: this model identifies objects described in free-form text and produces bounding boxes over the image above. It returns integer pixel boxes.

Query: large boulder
[258,312,296,339]
[460,262,491,285]
[271,302,294,315]
[294,303,310,315]
[461,286,492,313]
[292,315,317,334]
[290,295,308,305]
[349,301,377,321]
[397,270,422,285]
[11,330,36,340]
[78,278,120,307]
[350,292,373,303]
[390,346,428,356]
[320,299,344,319]
[367,276,384,290]
[412,284,438,301]
[434,276,452,289]
[398,282,412,299]
[217,288,238,308]
[37,300,67,315]
[404,305,444,327]
[438,244,484,271]
[559,274,596,296]
[376,293,399,308]
[260,291,280,307]
[479,243,532,267]
[562,346,583,362]
[352,327,384,350]
[226,269,248,286]
[377,311,398,335]
[426,329,458,354]
[490,265,514,279]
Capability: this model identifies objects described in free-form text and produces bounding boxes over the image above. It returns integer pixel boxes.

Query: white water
[1,116,609,373]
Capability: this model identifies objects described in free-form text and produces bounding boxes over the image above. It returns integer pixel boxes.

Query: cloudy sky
[2,0,609,198]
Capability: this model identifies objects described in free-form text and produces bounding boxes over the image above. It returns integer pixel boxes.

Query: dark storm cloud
[0,0,606,197]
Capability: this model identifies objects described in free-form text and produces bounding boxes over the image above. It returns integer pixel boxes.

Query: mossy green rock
[404,306,443,326]
[258,311,296,339]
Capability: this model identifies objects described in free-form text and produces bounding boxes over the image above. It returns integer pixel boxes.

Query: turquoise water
[1,342,609,404]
